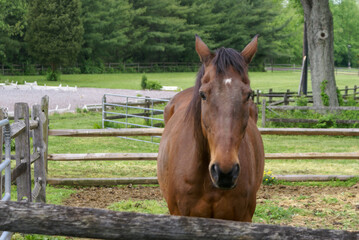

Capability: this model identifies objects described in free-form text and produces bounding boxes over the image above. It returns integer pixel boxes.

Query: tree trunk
[301,0,339,107]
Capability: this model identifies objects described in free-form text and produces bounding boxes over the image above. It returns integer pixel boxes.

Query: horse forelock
[214,47,249,83]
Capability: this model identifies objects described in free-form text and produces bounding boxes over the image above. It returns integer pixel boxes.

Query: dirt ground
[62,183,359,231]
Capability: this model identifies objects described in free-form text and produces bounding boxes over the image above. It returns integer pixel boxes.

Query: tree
[331,0,359,68]
[130,0,197,62]
[25,0,84,75]
[188,0,292,70]
[80,0,139,65]
[0,0,28,64]
[301,0,339,107]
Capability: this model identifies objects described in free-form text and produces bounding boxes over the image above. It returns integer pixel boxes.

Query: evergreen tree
[25,0,84,73]
[202,0,289,70]
[0,0,28,64]
[130,0,197,62]
[80,0,139,65]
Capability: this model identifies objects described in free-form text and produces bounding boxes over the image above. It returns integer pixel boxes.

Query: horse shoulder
[163,87,193,125]
[243,118,265,190]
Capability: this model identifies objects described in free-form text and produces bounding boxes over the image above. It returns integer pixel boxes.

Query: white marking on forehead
[224,78,232,85]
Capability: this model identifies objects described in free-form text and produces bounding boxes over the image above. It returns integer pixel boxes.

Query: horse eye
[199,91,207,100]
[246,92,252,101]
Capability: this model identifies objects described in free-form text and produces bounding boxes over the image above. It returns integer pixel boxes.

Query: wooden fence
[0,201,357,240]
[261,99,359,127]
[0,62,200,75]
[46,127,359,186]
[2,100,359,187]
[0,96,48,202]
[0,97,48,239]
[265,64,359,76]
[252,85,358,106]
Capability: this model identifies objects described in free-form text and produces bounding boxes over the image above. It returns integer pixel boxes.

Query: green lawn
[2,71,358,92]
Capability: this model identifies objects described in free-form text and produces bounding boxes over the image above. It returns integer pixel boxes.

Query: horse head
[195,35,258,189]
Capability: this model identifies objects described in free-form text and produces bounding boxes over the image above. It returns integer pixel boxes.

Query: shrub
[146,80,162,90]
[62,67,81,74]
[320,80,329,106]
[295,96,308,106]
[336,87,344,106]
[140,74,162,90]
[81,60,105,74]
[24,62,37,75]
[46,69,60,81]
[141,74,147,90]
[315,114,337,128]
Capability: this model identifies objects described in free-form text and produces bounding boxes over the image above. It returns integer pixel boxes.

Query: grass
[108,199,168,215]
[277,177,359,187]
[2,71,358,92]
[11,185,76,204]
[253,200,305,225]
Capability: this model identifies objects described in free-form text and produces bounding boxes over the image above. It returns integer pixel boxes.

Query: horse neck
[188,113,210,163]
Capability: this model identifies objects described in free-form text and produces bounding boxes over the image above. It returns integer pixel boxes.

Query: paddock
[1,97,359,239]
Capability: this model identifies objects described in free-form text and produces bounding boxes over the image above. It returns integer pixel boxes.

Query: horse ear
[241,35,259,64]
[195,34,212,65]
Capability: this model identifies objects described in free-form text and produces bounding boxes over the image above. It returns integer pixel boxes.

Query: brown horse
[157,35,264,221]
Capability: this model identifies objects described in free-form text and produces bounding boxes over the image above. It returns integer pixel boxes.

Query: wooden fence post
[0,109,3,195]
[256,89,260,105]
[14,103,32,202]
[344,86,348,99]
[32,104,47,203]
[269,88,273,103]
[284,89,290,105]
[102,95,107,128]
[144,96,150,126]
[261,99,266,127]
[41,96,49,174]
[354,85,357,100]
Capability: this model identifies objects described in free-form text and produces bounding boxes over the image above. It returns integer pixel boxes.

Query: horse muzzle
[210,163,240,189]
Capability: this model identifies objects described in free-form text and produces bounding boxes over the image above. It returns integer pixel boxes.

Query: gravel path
[0,85,177,113]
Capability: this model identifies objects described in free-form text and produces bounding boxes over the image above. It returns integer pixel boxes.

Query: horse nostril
[210,164,220,182]
[210,163,240,189]
[231,164,240,180]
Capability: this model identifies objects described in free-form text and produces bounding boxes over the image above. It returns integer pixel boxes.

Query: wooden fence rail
[0,201,357,240]
[49,127,359,137]
[47,152,359,162]
[46,126,359,186]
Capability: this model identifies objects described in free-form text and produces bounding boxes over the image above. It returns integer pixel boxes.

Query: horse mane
[185,47,248,154]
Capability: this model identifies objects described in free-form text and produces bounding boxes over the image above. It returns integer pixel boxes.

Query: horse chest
[178,183,250,220]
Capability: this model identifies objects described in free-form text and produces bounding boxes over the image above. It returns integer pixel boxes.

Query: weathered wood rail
[46,127,359,186]
[49,127,359,137]
[0,201,357,240]
[47,152,359,161]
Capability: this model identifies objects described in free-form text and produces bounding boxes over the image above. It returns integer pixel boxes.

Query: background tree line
[0,0,358,74]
